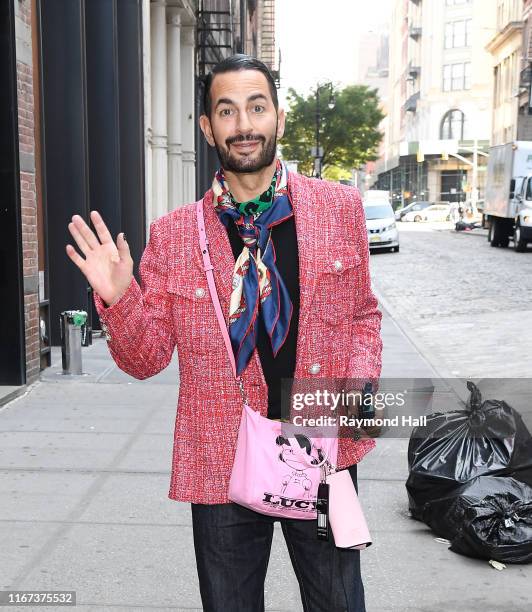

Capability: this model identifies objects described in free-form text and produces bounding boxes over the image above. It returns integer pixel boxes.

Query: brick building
[1,0,42,400]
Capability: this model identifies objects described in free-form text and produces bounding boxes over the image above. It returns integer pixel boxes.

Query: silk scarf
[212,159,293,376]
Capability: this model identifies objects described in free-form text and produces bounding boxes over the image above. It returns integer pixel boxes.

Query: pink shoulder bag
[195,199,372,548]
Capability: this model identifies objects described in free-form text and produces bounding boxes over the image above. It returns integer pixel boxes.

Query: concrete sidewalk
[0,304,529,611]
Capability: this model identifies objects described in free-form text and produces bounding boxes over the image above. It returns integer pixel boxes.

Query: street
[369,221,532,379]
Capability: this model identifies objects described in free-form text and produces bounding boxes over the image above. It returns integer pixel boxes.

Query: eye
[253,105,265,113]
[220,108,233,117]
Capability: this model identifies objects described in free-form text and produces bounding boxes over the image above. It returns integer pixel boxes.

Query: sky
[275,0,392,107]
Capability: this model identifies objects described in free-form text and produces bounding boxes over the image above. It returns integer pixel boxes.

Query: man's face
[199,70,285,174]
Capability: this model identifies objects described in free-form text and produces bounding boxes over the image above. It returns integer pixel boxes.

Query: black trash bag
[429,476,532,563]
[422,475,532,539]
[406,381,532,521]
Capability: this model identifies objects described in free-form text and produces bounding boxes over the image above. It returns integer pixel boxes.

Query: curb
[0,381,40,411]
[452,230,488,238]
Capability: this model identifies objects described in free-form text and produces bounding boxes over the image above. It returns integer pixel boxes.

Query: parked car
[364,201,399,252]
[422,204,452,222]
[395,201,432,221]
[403,203,451,222]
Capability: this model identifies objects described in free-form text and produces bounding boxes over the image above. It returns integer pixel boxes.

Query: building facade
[375,0,497,209]
[1,0,41,394]
[519,0,532,122]
[487,0,532,145]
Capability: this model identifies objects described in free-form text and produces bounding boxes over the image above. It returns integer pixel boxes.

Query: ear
[199,113,216,147]
[276,106,286,140]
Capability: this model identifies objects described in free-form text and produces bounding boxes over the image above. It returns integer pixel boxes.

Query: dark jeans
[191,464,366,612]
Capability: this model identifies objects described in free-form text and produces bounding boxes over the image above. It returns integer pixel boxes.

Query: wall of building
[15,0,40,382]
[488,0,524,145]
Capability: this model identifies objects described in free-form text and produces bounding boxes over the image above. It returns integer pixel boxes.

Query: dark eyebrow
[248,93,268,103]
[214,93,268,110]
[214,97,235,110]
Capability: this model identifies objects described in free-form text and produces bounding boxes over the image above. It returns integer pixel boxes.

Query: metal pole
[471,137,478,215]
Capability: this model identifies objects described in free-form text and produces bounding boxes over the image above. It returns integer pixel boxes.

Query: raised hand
[66,210,133,307]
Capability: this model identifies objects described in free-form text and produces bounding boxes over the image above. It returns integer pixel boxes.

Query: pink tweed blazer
[93,170,383,504]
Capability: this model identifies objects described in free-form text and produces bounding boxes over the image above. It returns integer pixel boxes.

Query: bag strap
[195,198,249,405]
[195,198,235,376]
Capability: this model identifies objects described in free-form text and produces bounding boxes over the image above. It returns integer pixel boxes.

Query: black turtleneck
[225,217,300,419]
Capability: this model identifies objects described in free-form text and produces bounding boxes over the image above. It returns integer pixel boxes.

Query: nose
[235,109,253,135]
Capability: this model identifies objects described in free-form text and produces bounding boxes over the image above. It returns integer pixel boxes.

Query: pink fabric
[327,468,372,548]
[228,404,338,519]
[92,171,383,504]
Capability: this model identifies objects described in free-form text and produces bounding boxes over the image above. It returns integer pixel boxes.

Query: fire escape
[196,0,234,78]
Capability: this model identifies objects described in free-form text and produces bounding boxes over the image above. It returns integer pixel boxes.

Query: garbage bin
[59,310,88,374]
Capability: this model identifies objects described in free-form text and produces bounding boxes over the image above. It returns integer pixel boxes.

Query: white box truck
[484,141,532,251]
[363,190,391,203]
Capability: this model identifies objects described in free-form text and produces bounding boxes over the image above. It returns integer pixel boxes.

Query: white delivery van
[484,141,532,251]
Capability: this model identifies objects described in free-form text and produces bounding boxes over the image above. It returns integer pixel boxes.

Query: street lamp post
[315,86,321,178]
[313,82,335,179]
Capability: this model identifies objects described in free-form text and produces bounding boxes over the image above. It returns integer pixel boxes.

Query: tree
[280,83,384,177]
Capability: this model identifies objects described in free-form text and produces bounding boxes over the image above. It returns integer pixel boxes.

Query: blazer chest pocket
[313,247,362,326]
[165,272,221,354]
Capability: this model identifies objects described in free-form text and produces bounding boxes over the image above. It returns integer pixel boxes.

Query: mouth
[230,140,262,153]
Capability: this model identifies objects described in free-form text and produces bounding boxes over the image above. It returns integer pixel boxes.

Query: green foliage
[322,166,352,182]
[280,84,384,177]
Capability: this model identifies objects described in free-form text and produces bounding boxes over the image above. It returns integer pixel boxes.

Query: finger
[90,210,114,245]
[71,214,101,250]
[68,222,92,256]
[65,244,86,272]
[116,232,130,261]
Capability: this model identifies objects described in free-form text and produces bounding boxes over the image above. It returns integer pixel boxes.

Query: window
[494,65,500,106]
[444,20,472,48]
[526,178,532,201]
[452,63,464,90]
[443,62,471,91]
[445,23,453,49]
[441,109,466,140]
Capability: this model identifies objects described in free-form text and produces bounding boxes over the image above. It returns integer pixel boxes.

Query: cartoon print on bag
[275,434,325,499]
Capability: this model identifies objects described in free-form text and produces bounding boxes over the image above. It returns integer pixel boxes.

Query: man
[66,54,382,612]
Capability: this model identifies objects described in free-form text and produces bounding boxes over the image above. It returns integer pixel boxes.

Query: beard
[214,131,277,174]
